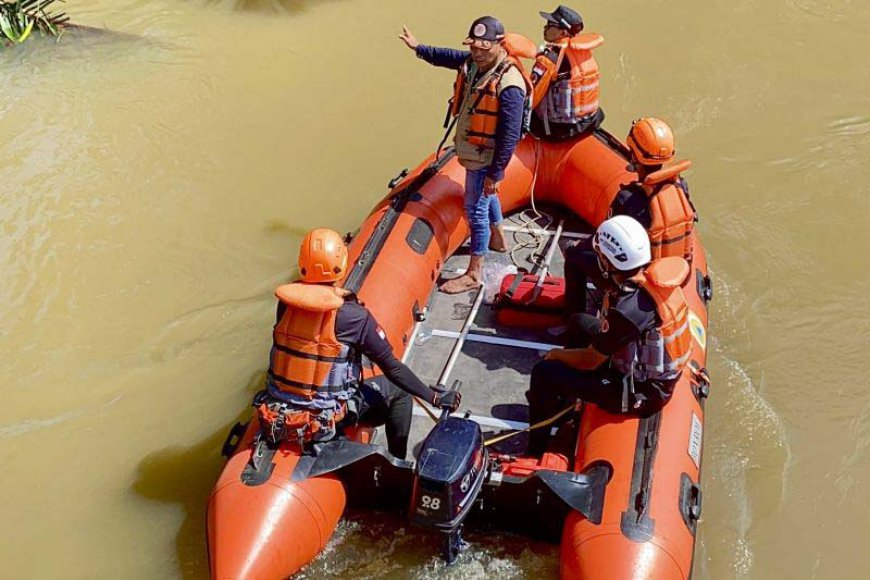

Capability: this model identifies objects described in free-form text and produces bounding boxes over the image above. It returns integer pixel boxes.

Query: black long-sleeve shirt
[334,301,433,401]
[610,185,652,229]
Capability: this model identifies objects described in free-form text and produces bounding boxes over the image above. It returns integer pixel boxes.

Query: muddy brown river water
[1,0,869,578]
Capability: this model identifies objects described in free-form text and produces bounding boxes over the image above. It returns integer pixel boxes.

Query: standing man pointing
[399,17,529,294]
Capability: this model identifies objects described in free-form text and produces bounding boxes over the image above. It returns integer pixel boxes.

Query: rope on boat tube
[509,138,553,271]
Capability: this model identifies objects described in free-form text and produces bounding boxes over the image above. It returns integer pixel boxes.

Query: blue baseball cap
[463,16,505,44]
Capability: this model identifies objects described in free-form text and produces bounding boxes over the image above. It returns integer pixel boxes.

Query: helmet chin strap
[597,258,635,293]
[612,277,634,293]
[595,249,621,285]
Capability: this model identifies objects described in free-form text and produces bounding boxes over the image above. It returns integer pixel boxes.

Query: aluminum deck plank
[403,210,575,458]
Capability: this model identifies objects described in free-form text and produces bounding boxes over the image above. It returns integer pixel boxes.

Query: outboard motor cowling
[411,416,488,562]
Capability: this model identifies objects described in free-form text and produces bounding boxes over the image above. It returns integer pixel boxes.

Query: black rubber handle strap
[504,271,530,300]
[343,150,457,294]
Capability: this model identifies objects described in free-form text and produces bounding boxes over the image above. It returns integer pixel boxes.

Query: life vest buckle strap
[256,399,347,447]
[295,427,309,453]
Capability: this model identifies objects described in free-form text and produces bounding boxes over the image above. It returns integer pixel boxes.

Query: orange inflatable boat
[207,128,712,579]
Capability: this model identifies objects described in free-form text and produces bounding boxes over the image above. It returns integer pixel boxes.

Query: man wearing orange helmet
[562,117,696,318]
[616,117,695,251]
[259,228,460,459]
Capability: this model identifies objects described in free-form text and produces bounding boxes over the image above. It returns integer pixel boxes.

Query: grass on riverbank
[1,0,68,46]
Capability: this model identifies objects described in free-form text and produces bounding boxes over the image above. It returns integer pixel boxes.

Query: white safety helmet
[593,216,651,272]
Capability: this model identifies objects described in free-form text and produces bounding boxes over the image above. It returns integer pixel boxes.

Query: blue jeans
[464,167,503,256]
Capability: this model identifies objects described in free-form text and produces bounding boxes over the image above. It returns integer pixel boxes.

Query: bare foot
[489,224,508,253]
[439,272,482,294]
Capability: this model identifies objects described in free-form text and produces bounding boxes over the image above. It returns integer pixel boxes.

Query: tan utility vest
[453,51,528,170]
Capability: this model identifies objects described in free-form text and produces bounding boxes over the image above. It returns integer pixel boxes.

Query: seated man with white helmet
[525,216,692,456]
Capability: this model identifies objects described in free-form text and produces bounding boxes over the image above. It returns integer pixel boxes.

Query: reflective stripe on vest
[532,37,601,126]
[606,263,692,383]
[646,178,696,261]
[267,287,355,409]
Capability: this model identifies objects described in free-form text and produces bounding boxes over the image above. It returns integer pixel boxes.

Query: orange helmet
[298,228,348,284]
[627,117,675,166]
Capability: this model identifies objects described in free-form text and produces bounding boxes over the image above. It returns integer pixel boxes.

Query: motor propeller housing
[410,416,488,562]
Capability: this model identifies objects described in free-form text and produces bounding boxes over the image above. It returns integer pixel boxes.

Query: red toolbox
[496,274,566,329]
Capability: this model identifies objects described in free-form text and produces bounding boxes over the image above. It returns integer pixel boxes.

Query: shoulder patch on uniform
[376,326,387,341]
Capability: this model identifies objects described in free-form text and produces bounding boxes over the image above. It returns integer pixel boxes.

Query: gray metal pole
[436,286,486,388]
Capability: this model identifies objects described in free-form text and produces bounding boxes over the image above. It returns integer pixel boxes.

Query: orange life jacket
[450,51,533,149]
[530,33,603,122]
[604,257,693,384]
[266,283,356,409]
[642,160,696,262]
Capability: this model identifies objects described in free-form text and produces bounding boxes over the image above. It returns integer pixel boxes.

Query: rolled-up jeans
[464,167,503,256]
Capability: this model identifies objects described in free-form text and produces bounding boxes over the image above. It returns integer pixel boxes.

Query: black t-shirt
[610,184,652,229]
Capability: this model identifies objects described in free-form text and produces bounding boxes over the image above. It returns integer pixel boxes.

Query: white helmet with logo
[593,216,651,271]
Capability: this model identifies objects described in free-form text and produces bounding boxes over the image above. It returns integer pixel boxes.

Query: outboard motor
[410,413,488,563]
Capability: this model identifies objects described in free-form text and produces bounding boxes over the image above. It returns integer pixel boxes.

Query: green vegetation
[1,0,68,46]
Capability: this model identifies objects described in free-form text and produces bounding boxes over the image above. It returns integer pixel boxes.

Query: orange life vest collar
[551,33,605,74]
[635,256,691,288]
[643,159,692,187]
[502,32,537,59]
[545,33,604,74]
[275,283,344,312]
[565,32,604,51]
